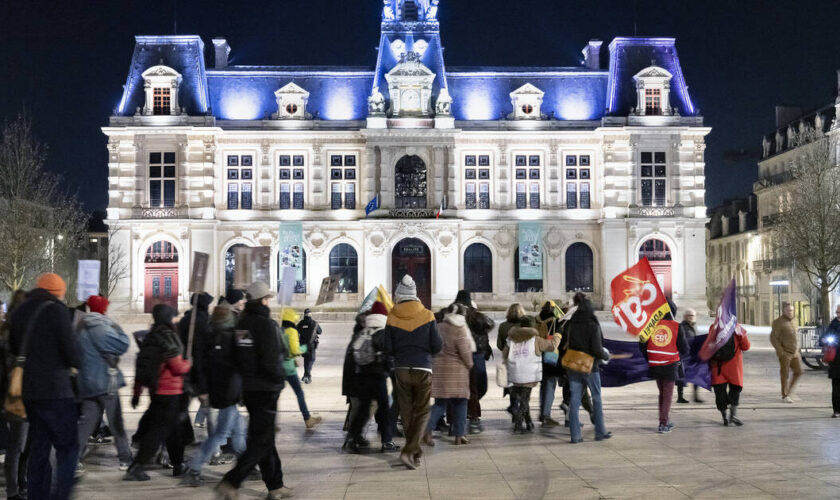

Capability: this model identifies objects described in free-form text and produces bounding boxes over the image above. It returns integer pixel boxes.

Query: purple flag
[600,335,711,390]
[699,279,737,361]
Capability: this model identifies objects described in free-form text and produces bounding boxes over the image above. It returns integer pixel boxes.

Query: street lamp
[770,279,790,318]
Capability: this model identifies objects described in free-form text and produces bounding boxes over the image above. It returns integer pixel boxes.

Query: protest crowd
[0,257,837,499]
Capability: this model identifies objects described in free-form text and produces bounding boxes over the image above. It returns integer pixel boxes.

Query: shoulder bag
[561,348,594,375]
[4,302,49,421]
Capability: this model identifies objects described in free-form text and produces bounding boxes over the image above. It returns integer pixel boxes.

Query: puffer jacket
[503,325,560,387]
[383,300,442,370]
[145,324,191,395]
[281,308,303,376]
[76,313,130,399]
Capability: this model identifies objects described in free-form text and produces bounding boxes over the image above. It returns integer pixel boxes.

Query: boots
[720,409,729,426]
[729,405,743,426]
[693,386,704,403]
[676,385,689,404]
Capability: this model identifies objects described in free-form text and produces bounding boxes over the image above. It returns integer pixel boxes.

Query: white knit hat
[395,274,418,302]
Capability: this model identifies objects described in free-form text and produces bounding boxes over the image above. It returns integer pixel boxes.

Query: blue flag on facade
[365,193,380,217]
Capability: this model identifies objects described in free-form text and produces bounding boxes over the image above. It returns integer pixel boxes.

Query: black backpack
[135,339,163,393]
[712,334,737,362]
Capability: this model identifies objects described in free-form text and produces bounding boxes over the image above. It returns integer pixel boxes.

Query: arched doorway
[144,240,179,313]
[463,243,492,293]
[639,238,672,298]
[395,155,427,208]
[565,242,594,292]
[392,238,432,307]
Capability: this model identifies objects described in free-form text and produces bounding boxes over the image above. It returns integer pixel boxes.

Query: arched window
[224,243,248,293]
[394,155,427,208]
[329,243,358,293]
[277,248,307,294]
[514,246,543,293]
[639,239,671,261]
[565,243,593,292]
[464,243,492,293]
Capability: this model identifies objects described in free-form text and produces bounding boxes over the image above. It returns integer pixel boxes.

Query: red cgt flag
[610,257,672,341]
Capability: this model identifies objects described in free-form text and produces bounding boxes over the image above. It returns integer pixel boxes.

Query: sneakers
[381,441,401,452]
[301,375,311,384]
[184,469,203,487]
[665,422,675,430]
[468,418,483,434]
[541,416,560,428]
[657,424,671,434]
[123,464,150,481]
[595,432,612,441]
[268,486,294,499]
[214,480,239,500]
[210,453,235,466]
[304,415,323,429]
[782,396,794,403]
[75,462,86,478]
[119,462,130,471]
[833,412,840,418]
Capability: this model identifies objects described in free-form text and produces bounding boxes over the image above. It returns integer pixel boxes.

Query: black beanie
[152,304,176,327]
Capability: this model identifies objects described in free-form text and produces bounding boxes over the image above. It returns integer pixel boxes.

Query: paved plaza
[51,320,840,499]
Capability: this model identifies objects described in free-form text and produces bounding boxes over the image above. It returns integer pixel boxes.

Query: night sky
[1,0,838,212]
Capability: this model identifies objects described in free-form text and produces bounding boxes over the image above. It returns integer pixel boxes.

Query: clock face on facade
[402,89,421,110]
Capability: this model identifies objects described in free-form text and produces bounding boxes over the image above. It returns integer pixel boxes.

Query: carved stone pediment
[307,227,328,255]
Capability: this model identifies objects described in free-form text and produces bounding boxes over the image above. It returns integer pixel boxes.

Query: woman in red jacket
[124,305,192,481]
[710,323,750,426]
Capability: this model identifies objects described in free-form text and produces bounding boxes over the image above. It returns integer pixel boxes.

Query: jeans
[194,398,217,435]
[656,379,675,425]
[467,354,487,420]
[713,383,742,412]
[286,374,311,420]
[132,394,185,470]
[348,374,393,444]
[568,371,607,441]
[778,353,803,397]
[540,375,560,417]
[77,394,133,463]
[26,398,78,500]
[5,419,28,497]
[427,398,467,436]
[222,391,284,490]
[303,350,316,378]
[189,405,246,473]
[394,369,432,458]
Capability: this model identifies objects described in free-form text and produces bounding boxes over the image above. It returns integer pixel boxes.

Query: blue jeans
[426,398,467,436]
[540,375,560,417]
[189,405,246,473]
[568,371,607,441]
[26,398,78,500]
[286,374,310,420]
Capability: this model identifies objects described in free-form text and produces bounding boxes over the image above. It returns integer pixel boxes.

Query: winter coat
[76,313,130,399]
[437,305,493,361]
[710,326,750,387]
[820,318,840,379]
[296,315,322,351]
[281,309,303,377]
[770,316,798,357]
[8,288,81,401]
[342,313,390,399]
[431,312,474,399]
[678,320,697,342]
[503,325,560,387]
[383,300,442,370]
[496,319,518,351]
[145,324,191,395]
[206,308,242,409]
[177,292,214,395]
[565,299,608,373]
[640,322,690,381]
[236,301,286,393]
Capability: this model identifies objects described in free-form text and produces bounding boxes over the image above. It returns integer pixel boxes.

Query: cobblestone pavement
[44,321,840,499]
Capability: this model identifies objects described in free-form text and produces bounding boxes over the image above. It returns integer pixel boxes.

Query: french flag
[435,196,445,219]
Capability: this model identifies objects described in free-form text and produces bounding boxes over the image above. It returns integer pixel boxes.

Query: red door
[144,241,179,313]
[392,238,432,308]
[640,239,672,300]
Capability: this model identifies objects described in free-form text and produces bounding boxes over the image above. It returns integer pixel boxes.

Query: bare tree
[773,128,840,324]
[101,224,129,299]
[0,114,87,292]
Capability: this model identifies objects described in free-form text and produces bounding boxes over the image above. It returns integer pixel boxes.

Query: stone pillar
[380,148,395,209]
[311,143,324,206]
[497,143,509,207]
[446,145,459,209]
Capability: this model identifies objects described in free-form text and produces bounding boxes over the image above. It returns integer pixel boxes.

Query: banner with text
[233,246,271,290]
[518,222,543,280]
[278,222,304,293]
[610,257,671,341]
[77,260,101,302]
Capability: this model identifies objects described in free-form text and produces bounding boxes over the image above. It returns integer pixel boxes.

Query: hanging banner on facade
[277,266,297,306]
[278,222,305,293]
[700,279,737,361]
[518,222,543,280]
[610,257,671,341]
[233,246,271,290]
[76,260,101,302]
[189,252,209,293]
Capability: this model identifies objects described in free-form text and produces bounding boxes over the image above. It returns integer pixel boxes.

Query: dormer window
[384,52,436,117]
[272,82,311,120]
[509,83,544,120]
[140,65,182,116]
[632,65,673,116]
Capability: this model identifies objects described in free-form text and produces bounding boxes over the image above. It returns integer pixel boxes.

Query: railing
[752,258,792,272]
[757,171,794,188]
[131,206,188,219]
[388,208,437,219]
[735,285,756,296]
[762,213,782,227]
[630,206,676,217]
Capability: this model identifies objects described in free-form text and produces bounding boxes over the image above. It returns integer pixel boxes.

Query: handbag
[495,358,511,388]
[561,349,594,375]
[4,302,49,421]
[542,346,560,366]
[824,346,837,364]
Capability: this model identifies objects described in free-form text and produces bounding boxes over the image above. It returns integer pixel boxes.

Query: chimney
[582,40,602,70]
[212,38,231,69]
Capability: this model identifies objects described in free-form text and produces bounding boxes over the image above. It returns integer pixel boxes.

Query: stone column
[311,142,324,207]
[446,145,459,209]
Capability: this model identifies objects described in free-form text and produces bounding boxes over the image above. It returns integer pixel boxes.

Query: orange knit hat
[36,273,67,299]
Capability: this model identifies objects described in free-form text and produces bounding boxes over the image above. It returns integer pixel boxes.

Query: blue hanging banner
[518,222,543,280]
[278,222,304,293]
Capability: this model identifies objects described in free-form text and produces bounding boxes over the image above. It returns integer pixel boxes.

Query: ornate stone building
[105,0,709,312]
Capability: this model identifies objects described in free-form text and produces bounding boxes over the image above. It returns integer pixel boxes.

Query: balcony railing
[735,285,756,296]
[753,258,792,272]
[388,208,437,219]
[630,206,676,217]
[762,213,782,227]
[131,206,189,219]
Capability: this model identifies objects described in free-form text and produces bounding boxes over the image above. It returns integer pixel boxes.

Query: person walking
[215,282,293,499]
[8,273,81,500]
[75,295,133,471]
[125,304,191,481]
[497,303,526,415]
[219,289,245,319]
[640,315,689,433]
[504,316,561,433]
[1,289,28,500]
[281,308,323,430]
[676,309,703,404]
[451,290,493,434]
[423,303,474,446]
[770,302,802,403]
[296,308,322,384]
[342,302,400,453]
[565,293,611,443]
[537,301,563,427]
[711,324,750,426]
[382,275,441,470]
[184,304,246,486]
[820,305,840,417]
[178,292,214,430]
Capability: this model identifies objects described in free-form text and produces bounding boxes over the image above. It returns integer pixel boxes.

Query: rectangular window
[242,183,252,209]
[149,180,161,207]
[153,87,170,115]
[164,276,172,297]
[279,184,290,209]
[580,182,590,209]
[345,183,356,209]
[645,88,661,115]
[465,155,477,166]
[529,182,540,209]
[331,183,342,209]
[227,183,239,210]
[330,155,342,166]
[479,182,490,209]
[566,183,577,209]
[529,155,541,166]
[641,179,653,206]
[515,155,527,166]
[655,179,666,206]
[152,277,160,297]
[293,183,304,209]
[516,182,526,209]
[149,152,176,208]
[640,151,667,207]
[226,154,254,210]
[478,155,490,166]
[465,183,476,209]
[566,155,577,166]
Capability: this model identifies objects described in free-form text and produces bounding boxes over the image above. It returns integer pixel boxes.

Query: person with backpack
[711,323,750,426]
[770,302,802,403]
[676,309,703,404]
[382,275,441,470]
[125,304,191,481]
[184,304,246,487]
[8,273,80,500]
[75,295,133,471]
[640,316,690,433]
[503,315,561,433]
[215,282,293,499]
[281,308,323,430]
[296,308,322,384]
[343,302,400,453]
